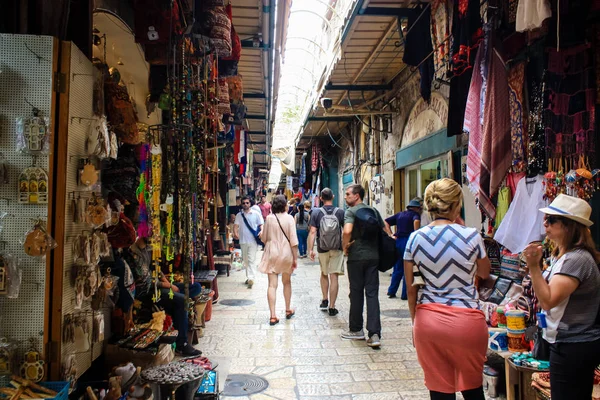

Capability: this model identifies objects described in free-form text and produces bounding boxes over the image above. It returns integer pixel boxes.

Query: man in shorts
[308,188,345,316]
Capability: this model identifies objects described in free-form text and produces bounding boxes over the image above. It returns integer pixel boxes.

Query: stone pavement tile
[372,379,426,392]
[291,356,327,366]
[295,365,338,374]
[397,390,431,399]
[329,382,373,395]
[321,340,354,348]
[351,370,395,382]
[239,347,291,357]
[391,368,424,380]
[351,393,402,400]
[367,362,407,370]
[335,364,369,372]
[268,377,297,390]
[262,388,298,399]
[297,384,332,396]
[402,360,422,369]
[370,352,419,363]
[322,355,373,365]
[296,372,353,384]
[291,348,339,357]
[298,396,352,400]
[264,366,295,379]
[228,364,256,374]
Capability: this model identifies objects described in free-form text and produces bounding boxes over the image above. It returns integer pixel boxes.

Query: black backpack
[354,207,397,272]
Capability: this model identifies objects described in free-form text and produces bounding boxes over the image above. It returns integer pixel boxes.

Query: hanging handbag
[532,327,550,361]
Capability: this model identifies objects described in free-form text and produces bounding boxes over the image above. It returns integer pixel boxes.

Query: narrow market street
[198,254,428,400]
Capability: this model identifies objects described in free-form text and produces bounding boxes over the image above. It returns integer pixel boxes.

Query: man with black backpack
[342,184,389,348]
[308,188,345,317]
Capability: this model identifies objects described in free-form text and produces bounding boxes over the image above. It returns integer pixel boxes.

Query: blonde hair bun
[424,178,463,219]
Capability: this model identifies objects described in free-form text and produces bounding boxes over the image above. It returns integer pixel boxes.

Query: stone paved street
[197,254,432,399]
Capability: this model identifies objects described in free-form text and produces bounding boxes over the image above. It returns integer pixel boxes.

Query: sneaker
[366,334,381,348]
[247,280,254,289]
[388,294,397,298]
[176,343,202,356]
[328,308,339,316]
[319,299,329,311]
[244,279,249,285]
[341,329,365,340]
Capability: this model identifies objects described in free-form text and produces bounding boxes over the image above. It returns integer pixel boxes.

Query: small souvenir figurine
[20,340,45,382]
[0,337,17,375]
[18,166,49,204]
[79,158,99,188]
[23,220,57,257]
[16,109,49,154]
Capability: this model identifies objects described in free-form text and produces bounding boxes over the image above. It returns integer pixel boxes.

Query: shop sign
[402,92,448,148]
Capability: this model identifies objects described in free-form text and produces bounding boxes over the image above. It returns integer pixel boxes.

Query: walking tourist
[234,196,264,289]
[308,188,345,317]
[404,178,491,400]
[295,203,310,258]
[258,195,299,326]
[341,184,384,347]
[258,195,272,220]
[384,198,422,299]
[522,194,600,400]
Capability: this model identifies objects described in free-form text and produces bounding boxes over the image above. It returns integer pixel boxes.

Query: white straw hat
[539,194,594,227]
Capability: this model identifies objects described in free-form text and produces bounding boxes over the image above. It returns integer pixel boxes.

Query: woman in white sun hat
[522,194,600,400]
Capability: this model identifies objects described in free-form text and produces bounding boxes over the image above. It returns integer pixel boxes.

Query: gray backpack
[319,207,341,251]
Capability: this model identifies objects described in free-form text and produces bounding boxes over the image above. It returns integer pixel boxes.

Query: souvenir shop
[0,0,261,397]
[445,0,600,398]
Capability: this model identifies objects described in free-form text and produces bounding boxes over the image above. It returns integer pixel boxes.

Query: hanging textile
[493,186,512,229]
[403,4,435,101]
[515,0,551,32]
[508,63,527,167]
[479,33,512,219]
[430,0,451,81]
[299,154,307,186]
[494,175,546,253]
[464,43,485,195]
[544,43,596,171]
[311,143,321,173]
[233,126,241,164]
[526,47,547,176]
[447,0,483,137]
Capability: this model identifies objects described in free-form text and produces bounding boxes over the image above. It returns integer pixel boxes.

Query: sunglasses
[242,201,250,205]
[545,215,562,225]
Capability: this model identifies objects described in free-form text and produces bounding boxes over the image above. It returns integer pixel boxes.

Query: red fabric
[221,4,241,61]
[506,172,526,198]
[234,127,241,164]
[133,0,182,44]
[414,303,488,393]
[479,41,512,219]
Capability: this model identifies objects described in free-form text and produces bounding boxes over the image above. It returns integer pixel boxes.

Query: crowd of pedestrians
[231,179,600,400]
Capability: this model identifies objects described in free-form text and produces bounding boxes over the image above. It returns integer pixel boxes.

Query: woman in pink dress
[259,195,299,325]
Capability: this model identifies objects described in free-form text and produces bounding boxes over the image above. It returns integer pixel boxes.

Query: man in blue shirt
[384,198,423,299]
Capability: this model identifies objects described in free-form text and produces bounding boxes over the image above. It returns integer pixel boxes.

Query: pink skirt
[414,303,488,393]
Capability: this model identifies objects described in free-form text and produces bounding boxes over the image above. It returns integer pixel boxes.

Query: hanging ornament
[23,220,57,257]
[18,165,49,204]
[16,109,49,154]
[20,339,44,382]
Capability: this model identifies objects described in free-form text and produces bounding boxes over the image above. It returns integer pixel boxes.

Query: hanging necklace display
[16,107,50,154]
[20,339,44,382]
[18,159,49,204]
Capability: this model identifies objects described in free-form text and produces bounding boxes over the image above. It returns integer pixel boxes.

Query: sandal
[285,309,295,319]
[269,317,279,326]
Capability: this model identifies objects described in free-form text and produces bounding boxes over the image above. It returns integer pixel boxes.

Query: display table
[504,356,548,400]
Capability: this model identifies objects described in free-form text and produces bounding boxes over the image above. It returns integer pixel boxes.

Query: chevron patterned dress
[405,224,489,393]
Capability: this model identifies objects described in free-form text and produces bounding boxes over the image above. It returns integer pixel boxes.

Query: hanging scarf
[479,35,512,219]
[464,43,485,195]
[508,63,527,167]
[299,154,306,186]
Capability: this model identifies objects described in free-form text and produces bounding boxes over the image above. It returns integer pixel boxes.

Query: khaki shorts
[318,250,345,275]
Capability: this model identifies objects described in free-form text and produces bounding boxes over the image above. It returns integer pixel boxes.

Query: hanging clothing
[494,175,546,254]
[544,44,596,170]
[479,34,512,219]
[493,186,512,229]
[431,0,451,81]
[299,154,306,186]
[515,0,551,32]
[508,63,527,166]
[526,48,547,176]
[506,171,526,198]
[447,0,483,136]
[464,43,485,195]
[403,4,435,102]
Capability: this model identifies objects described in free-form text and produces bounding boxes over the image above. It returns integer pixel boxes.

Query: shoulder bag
[241,212,263,246]
[275,214,297,268]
